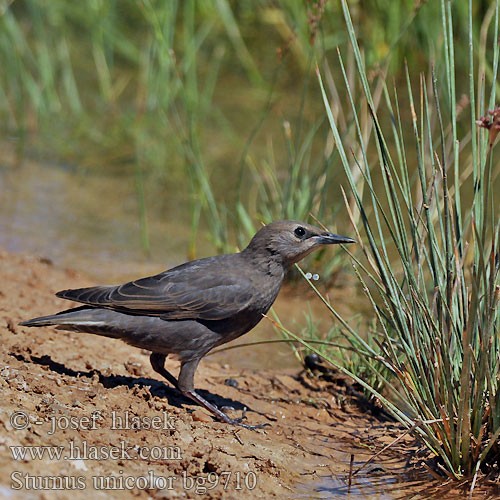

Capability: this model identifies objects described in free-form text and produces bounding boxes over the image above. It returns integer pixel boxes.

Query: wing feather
[55,255,256,321]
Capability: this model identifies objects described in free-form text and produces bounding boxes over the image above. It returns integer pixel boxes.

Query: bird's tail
[19,306,163,346]
[19,306,142,342]
[19,315,59,327]
[19,306,102,328]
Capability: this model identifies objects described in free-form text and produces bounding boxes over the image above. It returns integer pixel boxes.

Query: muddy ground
[0,248,494,499]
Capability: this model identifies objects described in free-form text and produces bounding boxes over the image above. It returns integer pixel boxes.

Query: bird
[19,220,355,428]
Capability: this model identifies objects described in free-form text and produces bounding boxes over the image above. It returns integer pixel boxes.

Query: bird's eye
[294,227,306,238]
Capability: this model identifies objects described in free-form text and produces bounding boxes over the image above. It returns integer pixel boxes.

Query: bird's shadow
[10,352,257,419]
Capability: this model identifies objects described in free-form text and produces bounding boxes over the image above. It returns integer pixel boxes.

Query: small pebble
[304,354,320,371]
[224,378,238,388]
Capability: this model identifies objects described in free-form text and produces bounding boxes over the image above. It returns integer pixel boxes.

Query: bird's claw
[237,406,248,422]
[219,407,270,430]
[231,420,271,431]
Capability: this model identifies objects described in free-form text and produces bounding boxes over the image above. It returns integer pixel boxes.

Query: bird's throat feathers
[239,240,290,279]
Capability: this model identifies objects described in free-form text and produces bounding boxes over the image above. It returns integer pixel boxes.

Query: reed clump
[296,0,500,484]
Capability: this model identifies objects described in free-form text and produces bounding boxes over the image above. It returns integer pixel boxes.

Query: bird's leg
[178,359,269,430]
[149,352,179,389]
[178,359,232,422]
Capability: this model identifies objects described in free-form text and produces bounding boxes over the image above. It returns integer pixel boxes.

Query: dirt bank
[0,248,480,499]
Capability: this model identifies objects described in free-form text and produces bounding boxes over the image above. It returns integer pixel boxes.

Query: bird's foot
[222,407,270,430]
[230,419,271,430]
[184,391,269,430]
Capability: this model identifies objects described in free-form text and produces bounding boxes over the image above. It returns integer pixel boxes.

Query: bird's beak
[313,232,356,245]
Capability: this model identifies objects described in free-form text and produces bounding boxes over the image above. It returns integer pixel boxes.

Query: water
[292,432,432,500]
[0,150,193,281]
[297,466,422,500]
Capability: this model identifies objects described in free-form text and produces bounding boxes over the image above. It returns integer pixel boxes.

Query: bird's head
[243,220,355,270]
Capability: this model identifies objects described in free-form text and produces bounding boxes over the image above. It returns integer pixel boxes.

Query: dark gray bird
[20,220,354,428]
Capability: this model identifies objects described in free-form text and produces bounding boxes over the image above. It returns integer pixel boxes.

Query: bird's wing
[55,256,256,321]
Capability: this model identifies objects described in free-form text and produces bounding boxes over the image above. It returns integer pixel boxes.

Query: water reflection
[0,155,193,281]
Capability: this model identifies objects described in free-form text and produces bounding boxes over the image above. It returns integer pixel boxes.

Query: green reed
[307,0,500,481]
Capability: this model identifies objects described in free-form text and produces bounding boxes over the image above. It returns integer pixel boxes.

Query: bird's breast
[204,272,284,346]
